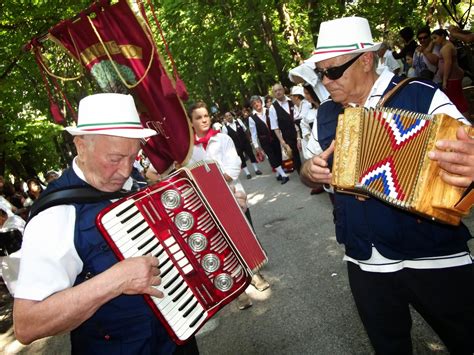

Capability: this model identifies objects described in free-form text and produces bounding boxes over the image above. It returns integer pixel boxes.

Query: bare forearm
[14,270,122,344]
[274,129,285,145]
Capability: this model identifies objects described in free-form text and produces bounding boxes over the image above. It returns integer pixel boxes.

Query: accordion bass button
[161,189,181,210]
[188,233,207,252]
[214,273,233,292]
[174,212,194,231]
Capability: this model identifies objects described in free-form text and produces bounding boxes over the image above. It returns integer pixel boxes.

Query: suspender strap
[376,77,418,108]
[28,186,132,222]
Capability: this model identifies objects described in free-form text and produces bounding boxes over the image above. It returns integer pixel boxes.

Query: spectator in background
[221,111,262,179]
[376,42,401,75]
[289,85,311,134]
[264,95,273,109]
[405,51,417,78]
[392,27,418,63]
[448,25,474,43]
[413,27,440,81]
[269,83,302,174]
[248,95,289,184]
[44,170,60,184]
[432,28,469,115]
[24,178,43,207]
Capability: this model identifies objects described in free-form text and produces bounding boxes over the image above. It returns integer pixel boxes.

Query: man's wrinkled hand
[428,126,474,188]
[302,140,335,185]
[109,255,164,298]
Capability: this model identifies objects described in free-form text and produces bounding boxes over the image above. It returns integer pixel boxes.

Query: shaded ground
[0,163,472,354]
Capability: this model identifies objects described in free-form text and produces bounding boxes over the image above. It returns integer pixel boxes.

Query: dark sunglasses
[418,35,429,40]
[314,53,363,81]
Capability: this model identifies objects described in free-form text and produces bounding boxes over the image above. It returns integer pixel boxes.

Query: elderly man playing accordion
[13,93,199,354]
[301,17,474,354]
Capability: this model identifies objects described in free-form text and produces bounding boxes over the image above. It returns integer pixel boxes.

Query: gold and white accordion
[332,107,473,225]
[96,161,267,344]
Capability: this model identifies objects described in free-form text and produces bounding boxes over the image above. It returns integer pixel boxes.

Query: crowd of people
[0,13,472,355]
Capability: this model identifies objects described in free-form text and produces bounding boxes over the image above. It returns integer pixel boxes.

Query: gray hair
[250,95,262,105]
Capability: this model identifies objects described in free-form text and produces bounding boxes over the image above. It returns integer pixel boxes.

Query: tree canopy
[0,0,472,179]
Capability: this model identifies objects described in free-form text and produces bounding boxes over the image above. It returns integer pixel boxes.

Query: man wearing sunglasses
[301,16,474,354]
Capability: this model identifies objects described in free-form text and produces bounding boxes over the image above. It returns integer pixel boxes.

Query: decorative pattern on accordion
[332,107,471,225]
[356,109,432,203]
[96,162,266,344]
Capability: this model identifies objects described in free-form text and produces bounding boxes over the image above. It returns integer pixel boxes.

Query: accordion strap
[376,77,418,109]
[28,186,132,222]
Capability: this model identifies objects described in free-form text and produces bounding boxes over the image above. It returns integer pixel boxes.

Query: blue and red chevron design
[359,156,406,201]
[376,111,429,150]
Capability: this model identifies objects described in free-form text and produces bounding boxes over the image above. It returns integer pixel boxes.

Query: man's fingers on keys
[147,286,164,298]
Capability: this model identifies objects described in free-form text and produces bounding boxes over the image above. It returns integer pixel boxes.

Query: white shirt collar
[363,70,395,109]
[72,157,134,191]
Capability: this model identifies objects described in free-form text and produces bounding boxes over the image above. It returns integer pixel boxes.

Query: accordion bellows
[332,107,473,225]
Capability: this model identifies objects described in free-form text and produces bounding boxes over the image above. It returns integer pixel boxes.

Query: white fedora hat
[65,93,157,139]
[290,86,305,97]
[306,17,381,64]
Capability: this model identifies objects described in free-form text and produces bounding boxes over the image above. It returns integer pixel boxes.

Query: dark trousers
[174,336,199,355]
[347,262,474,355]
[286,139,301,173]
[237,141,257,169]
[261,139,282,169]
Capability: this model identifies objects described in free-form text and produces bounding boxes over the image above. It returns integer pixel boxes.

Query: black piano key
[143,242,160,256]
[137,235,155,250]
[168,279,185,296]
[163,273,180,289]
[178,294,194,312]
[121,209,140,224]
[160,263,173,279]
[132,225,149,241]
[127,219,147,234]
[154,248,165,258]
[189,310,206,328]
[158,258,171,270]
[182,300,198,318]
[172,285,188,302]
[116,202,135,217]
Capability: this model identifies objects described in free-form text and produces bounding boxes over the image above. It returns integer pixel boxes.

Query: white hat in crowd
[65,93,157,139]
[306,17,381,64]
[290,86,305,97]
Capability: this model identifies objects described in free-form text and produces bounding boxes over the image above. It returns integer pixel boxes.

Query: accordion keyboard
[100,198,207,341]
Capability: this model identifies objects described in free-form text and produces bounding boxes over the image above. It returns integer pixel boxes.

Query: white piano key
[182,264,193,274]
[101,199,135,225]
[164,237,176,247]
[168,244,180,254]
[179,308,207,340]
[174,302,205,338]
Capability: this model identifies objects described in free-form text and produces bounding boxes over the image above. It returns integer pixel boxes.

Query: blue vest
[317,77,472,260]
[45,168,176,354]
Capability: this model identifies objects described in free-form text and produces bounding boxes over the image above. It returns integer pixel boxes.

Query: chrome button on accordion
[96,161,267,344]
[332,107,473,225]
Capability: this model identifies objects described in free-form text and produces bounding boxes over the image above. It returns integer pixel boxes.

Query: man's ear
[73,136,86,158]
[360,52,376,73]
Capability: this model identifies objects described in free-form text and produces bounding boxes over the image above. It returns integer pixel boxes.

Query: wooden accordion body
[332,107,473,225]
[96,161,267,344]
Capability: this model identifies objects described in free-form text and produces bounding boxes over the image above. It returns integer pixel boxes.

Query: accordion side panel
[332,108,362,189]
[185,161,268,273]
[412,114,467,224]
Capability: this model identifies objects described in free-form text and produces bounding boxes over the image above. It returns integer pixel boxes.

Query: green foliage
[0,0,471,179]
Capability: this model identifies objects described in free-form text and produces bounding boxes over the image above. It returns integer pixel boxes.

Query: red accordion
[96,161,267,344]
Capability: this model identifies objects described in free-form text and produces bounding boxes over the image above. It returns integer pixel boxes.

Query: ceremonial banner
[43,0,192,173]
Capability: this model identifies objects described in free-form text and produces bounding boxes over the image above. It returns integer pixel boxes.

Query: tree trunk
[259,13,292,88]
[275,0,304,63]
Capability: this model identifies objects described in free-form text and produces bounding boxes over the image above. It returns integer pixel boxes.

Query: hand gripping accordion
[331,107,474,225]
[96,161,267,344]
